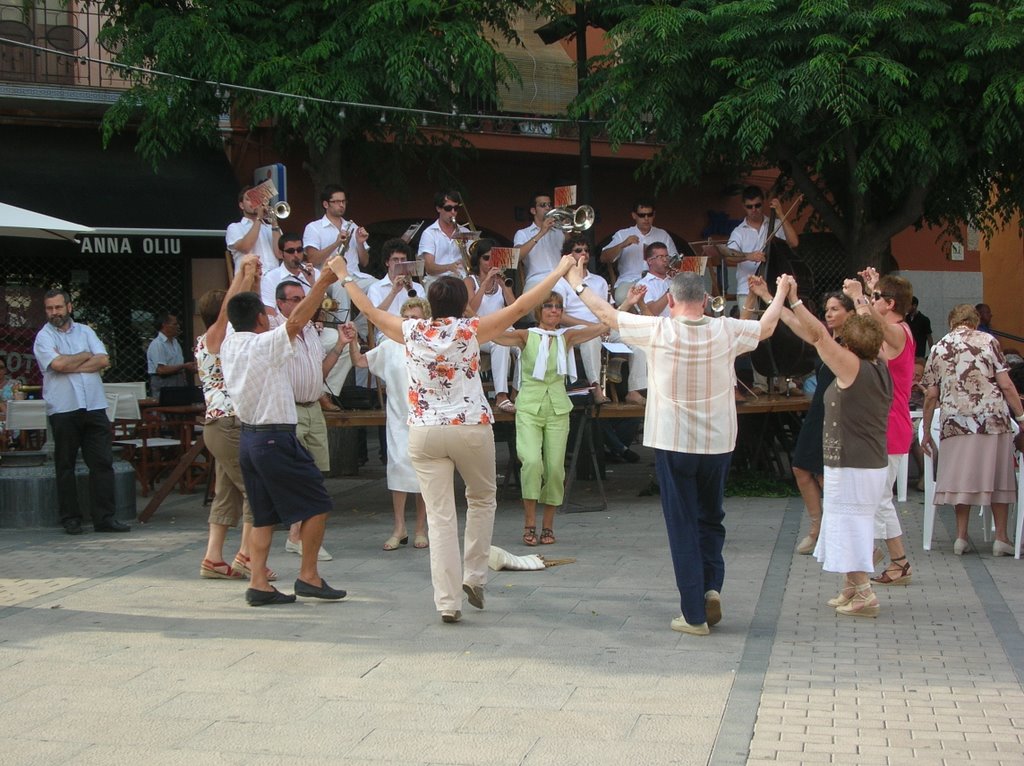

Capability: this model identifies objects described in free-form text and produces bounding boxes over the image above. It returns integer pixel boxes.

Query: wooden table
[137,404,208,522]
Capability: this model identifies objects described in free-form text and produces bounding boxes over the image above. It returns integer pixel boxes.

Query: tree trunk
[303,136,344,203]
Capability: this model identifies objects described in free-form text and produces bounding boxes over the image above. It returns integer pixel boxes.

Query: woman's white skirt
[814,465,888,574]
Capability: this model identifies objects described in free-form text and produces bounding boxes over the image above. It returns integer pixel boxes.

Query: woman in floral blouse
[921,304,1024,556]
[328,253,575,624]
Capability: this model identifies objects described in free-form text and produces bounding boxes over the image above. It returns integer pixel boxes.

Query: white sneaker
[284,539,332,561]
[670,615,709,635]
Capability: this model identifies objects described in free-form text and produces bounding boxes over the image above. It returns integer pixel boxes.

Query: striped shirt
[269,313,324,404]
[617,312,761,454]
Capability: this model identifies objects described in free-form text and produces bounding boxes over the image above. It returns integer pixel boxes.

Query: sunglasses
[572,247,590,254]
[872,291,894,301]
[635,211,655,218]
[541,303,563,310]
[745,202,763,210]
[282,247,304,254]
[441,204,461,212]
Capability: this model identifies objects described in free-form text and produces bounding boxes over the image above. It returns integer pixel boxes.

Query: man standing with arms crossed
[563,260,790,635]
[221,261,347,606]
[34,290,130,535]
[514,192,567,291]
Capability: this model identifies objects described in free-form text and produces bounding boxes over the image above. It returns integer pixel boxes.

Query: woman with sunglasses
[464,239,518,413]
[327,253,575,623]
[490,293,610,546]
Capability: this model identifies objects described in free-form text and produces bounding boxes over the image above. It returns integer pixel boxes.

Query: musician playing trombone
[420,190,472,288]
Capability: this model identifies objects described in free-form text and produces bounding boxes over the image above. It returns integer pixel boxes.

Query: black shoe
[63,519,83,536]
[622,448,640,464]
[94,519,130,533]
[463,583,485,610]
[604,451,624,464]
[245,587,297,606]
[294,577,347,600]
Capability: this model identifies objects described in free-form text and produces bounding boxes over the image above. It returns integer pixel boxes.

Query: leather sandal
[540,528,556,545]
[523,526,538,546]
[871,556,912,586]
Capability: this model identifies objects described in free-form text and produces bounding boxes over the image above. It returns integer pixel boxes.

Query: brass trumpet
[709,295,726,315]
[543,204,595,233]
[264,200,291,226]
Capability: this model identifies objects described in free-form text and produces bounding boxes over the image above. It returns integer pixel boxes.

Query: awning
[0,124,239,235]
[0,201,94,241]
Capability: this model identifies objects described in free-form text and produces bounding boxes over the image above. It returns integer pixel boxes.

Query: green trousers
[516,396,571,506]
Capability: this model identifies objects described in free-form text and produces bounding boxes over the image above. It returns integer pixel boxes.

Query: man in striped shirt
[564,263,791,636]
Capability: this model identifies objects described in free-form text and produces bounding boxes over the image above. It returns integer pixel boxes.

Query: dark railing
[0,1,129,91]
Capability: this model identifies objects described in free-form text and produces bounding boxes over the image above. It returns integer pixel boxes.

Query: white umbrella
[0,201,94,241]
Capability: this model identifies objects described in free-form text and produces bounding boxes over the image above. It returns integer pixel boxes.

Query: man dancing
[221,259,348,606]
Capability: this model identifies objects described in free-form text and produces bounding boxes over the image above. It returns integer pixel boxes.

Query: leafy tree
[576,1,1024,270]
[90,0,553,194]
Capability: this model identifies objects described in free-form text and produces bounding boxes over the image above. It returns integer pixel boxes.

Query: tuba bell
[543,204,595,233]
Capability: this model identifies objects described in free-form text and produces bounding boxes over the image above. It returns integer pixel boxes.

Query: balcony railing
[0,1,129,91]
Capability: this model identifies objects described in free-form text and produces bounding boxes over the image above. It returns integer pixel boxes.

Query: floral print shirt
[195,333,234,422]
[403,317,492,427]
[921,326,1012,439]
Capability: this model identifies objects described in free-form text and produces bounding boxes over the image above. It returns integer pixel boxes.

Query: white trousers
[578,335,645,391]
[409,424,496,612]
[874,453,905,541]
[319,328,353,398]
[479,341,516,395]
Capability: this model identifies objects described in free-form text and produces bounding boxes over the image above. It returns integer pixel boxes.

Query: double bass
[749,199,817,382]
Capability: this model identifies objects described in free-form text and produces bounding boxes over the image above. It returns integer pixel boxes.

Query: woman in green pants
[493,293,610,545]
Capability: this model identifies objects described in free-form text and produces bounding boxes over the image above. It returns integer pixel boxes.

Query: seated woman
[0,357,25,449]
[343,299,430,551]
[787,276,892,617]
[491,292,608,546]
[464,239,518,413]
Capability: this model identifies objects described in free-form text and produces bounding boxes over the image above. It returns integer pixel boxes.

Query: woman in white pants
[464,239,518,413]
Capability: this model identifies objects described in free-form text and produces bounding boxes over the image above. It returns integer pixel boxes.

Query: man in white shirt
[302,184,373,288]
[262,233,349,413]
[419,190,471,288]
[725,185,800,304]
[146,313,196,401]
[600,200,678,305]
[367,239,426,338]
[513,192,567,291]
[226,186,281,274]
[564,263,791,636]
[221,262,348,606]
[634,242,673,318]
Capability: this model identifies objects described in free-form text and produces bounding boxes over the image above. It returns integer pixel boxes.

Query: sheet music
[401,221,424,244]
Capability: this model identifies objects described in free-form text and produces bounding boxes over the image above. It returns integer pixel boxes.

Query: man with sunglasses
[420,190,472,288]
[514,192,567,291]
[600,200,679,305]
[725,186,800,305]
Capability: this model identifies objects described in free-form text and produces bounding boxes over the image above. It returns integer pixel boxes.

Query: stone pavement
[1,445,1023,765]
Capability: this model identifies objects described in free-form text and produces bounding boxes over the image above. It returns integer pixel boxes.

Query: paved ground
[2,443,1023,765]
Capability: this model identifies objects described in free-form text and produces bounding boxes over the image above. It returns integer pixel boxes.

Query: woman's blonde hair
[947,303,979,330]
[400,297,431,318]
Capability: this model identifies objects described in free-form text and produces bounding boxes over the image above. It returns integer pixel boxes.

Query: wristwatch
[574,283,587,295]
[339,275,356,287]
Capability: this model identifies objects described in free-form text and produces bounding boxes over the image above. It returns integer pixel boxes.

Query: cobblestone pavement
[1,449,1022,765]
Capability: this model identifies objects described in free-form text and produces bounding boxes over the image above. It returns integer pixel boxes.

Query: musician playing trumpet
[420,190,472,288]
[367,240,427,340]
[464,239,518,414]
[227,185,282,274]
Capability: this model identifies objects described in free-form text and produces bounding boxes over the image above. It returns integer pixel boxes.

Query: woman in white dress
[464,239,518,413]
[343,298,430,551]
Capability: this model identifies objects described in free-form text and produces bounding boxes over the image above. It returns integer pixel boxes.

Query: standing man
[226,186,280,274]
[302,184,372,287]
[146,313,195,401]
[221,263,347,606]
[274,281,349,563]
[852,269,915,588]
[905,296,933,359]
[725,186,800,305]
[420,190,471,288]
[563,263,790,635]
[514,192,567,291]
[33,290,130,535]
[600,200,679,305]
[976,303,994,335]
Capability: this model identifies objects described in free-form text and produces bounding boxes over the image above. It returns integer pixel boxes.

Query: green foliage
[576,0,1024,268]
[89,0,549,186]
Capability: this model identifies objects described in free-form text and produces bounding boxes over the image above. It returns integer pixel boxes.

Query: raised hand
[843,277,864,300]
[748,275,771,301]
